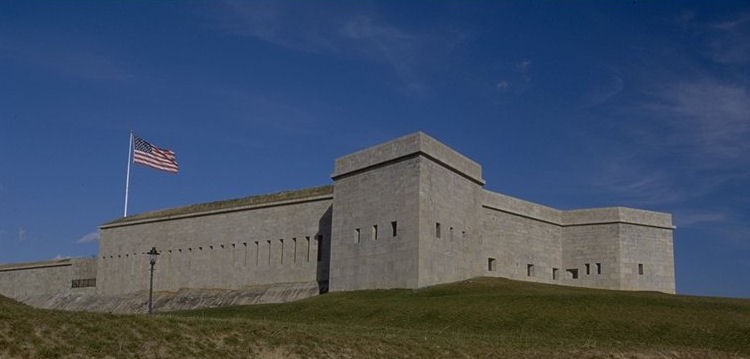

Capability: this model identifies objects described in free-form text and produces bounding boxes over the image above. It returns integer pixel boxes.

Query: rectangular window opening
[585,263,591,275]
[488,258,496,272]
[279,239,284,264]
[354,228,360,244]
[306,236,311,262]
[596,263,601,275]
[267,240,271,265]
[527,264,534,277]
[638,263,644,275]
[372,225,378,241]
[391,221,397,237]
[552,268,559,280]
[436,222,441,238]
[567,268,579,279]
[254,241,259,266]
[71,278,96,288]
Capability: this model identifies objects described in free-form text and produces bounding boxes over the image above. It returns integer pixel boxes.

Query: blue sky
[1,1,748,297]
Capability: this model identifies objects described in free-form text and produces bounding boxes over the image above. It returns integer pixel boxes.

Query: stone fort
[0,132,675,310]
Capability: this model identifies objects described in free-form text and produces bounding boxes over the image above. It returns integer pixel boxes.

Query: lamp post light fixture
[147,246,159,314]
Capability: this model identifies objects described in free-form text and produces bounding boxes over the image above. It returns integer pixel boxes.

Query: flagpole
[124,131,134,217]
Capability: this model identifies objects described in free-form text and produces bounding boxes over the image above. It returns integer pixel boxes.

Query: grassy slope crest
[1,278,749,358]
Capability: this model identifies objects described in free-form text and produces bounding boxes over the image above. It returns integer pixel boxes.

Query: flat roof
[102,185,333,228]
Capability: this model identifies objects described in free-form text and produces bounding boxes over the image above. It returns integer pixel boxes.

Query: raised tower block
[329,132,486,291]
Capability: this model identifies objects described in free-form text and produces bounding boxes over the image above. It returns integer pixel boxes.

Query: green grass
[2,278,749,358]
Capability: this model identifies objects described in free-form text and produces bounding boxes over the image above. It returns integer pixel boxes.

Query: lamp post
[147,246,159,314]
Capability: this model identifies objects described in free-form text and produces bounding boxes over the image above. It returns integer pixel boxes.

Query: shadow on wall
[317,205,333,293]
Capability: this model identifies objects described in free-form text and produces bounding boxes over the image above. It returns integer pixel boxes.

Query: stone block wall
[0,131,676,304]
[329,156,421,291]
[98,195,332,296]
[480,192,563,285]
[0,258,96,300]
[417,157,484,287]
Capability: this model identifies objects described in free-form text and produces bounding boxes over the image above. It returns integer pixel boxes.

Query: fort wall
[417,156,484,287]
[329,156,421,291]
[98,188,333,296]
[0,131,676,309]
[0,258,96,300]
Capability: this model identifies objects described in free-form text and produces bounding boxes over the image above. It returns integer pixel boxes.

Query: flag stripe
[132,135,179,173]
[133,153,179,172]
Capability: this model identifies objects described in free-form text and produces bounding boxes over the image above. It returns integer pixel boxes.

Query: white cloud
[76,231,100,244]
[496,80,510,92]
[673,210,729,227]
[516,59,531,74]
[709,12,750,64]
[646,79,750,162]
[593,161,687,207]
[0,35,134,82]
[213,0,464,95]
[515,59,532,82]
[582,73,624,108]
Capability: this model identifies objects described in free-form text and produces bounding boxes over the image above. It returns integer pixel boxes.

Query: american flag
[132,135,179,173]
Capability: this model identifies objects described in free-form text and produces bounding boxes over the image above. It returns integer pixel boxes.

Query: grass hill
[1,277,749,358]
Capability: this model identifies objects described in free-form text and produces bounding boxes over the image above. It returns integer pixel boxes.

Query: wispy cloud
[206,86,333,137]
[0,36,134,82]
[76,231,99,244]
[673,210,729,227]
[582,72,624,108]
[708,12,750,65]
[495,59,534,96]
[213,0,464,95]
[644,79,750,162]
[593,160,687,207]
[496,80,510,92]
[516,59,532,82]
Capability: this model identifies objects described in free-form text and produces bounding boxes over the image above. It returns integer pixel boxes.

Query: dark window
[354,228,360,244]
[585,263,591,275]
[436,222,441,238]
[71,278,96,288]
[255,241,259,266]
[488,258,496,271]
[527,264,534,277]
[638,263,644,275]
[567,268,579,279]
[391,221,398,237]
[552,268,559,280]
[292,238,297,263]
[306,236,311,262]
[596,263,601,274]
[372,225,378,240]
